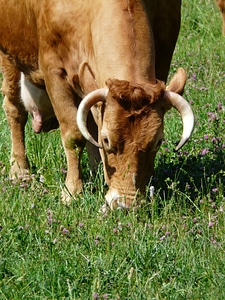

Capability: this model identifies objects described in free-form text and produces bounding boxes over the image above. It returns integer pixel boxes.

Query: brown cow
[216,0,225,34]
[0,0,194,210]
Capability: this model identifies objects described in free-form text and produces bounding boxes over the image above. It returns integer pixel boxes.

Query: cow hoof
[61,190,73,205]
[9,168,31,182]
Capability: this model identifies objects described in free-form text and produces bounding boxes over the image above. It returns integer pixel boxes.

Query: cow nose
[105,189,134,210]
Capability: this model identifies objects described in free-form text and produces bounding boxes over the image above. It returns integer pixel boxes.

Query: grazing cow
[216,0,225,34]
[0,0,194,210]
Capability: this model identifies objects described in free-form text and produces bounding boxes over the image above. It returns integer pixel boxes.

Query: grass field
[0,0,225,299]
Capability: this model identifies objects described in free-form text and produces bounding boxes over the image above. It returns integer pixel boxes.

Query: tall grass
[0,0,225,299]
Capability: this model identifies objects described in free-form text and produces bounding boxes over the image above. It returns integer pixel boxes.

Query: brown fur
[105,78,165,115]
[216,0,225,34]
[0,0,183,206]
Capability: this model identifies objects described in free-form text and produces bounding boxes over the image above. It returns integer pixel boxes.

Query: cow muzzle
[104,188,140,210]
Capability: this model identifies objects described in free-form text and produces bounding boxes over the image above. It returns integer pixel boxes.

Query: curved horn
[77,88,108,147]
[166,91,194,150]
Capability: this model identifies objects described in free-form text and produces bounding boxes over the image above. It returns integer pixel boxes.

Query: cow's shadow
[152,147,224,205]
[82,144,224,215]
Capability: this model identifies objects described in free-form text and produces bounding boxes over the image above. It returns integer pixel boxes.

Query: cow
[216,0,225,34]
[0,0,194,210]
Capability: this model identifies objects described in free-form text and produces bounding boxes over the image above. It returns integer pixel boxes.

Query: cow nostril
[103,137,109,146]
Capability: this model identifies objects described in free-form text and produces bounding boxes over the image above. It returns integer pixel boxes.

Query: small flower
[211,238,217,244]
[39,175,45,183]
[42,189,48,195]
[208,222,214,228]
[217,102,222,110]
[211,203,216,209]
[192,73,197,81]
[113,228,117,234]
[78,223,84,227]
[160,235,166,241]
[219,206,224,212]
[201,148,209,156]
[61,168,67,174]
[62,228,70,235]
[203,134,209,140]
[93,292,99,299]
[149,185,155,198]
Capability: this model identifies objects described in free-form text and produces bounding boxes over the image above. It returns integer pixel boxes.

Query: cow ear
[73,62,98,96]
[166,68,187,96]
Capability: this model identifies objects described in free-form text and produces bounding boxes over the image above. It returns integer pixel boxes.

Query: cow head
[77,71,194,210]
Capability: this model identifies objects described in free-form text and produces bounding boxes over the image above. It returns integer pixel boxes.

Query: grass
[0,0,225,299]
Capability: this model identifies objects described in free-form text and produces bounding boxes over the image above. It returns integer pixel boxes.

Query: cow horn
[77,88,108,147]
[166,91,194,150]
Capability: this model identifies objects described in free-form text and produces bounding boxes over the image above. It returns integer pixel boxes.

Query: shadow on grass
[153,146,225,204]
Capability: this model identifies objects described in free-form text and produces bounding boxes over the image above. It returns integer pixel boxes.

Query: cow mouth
[104,188,144,210]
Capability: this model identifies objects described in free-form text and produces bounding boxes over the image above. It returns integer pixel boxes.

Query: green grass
[0,0,225,299]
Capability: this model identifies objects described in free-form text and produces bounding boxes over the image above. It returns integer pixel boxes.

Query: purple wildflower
[201,148,209,156]
[42,189,48,195]
[93,292,99,299]
[62,228,70,235]
[61,168,67,174]
[217,102,222,110]
[211,238,217,244]
[208,222,214,228]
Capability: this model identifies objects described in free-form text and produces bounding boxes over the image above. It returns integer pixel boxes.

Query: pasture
[0,0,224,299]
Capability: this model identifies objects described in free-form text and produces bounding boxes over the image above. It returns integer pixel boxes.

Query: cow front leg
[60,125,85,204]
[3,95,30,180]
[44,74,86,203]
[1,62,30,180]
